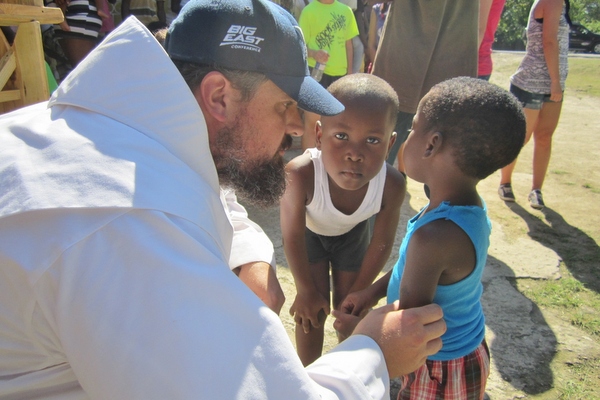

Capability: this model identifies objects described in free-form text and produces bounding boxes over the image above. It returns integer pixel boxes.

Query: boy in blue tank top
[333,77,526,399]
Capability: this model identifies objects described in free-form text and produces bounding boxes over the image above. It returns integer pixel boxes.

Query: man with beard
[0,0,446,398]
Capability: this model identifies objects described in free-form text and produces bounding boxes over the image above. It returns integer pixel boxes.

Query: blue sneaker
[498,184,515,202]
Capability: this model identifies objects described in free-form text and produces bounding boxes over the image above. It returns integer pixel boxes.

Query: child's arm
[345,38,354,74]
[333,270,392,339]
[280,154,330,333]
[348,165,406,294]
[399,219,477,309]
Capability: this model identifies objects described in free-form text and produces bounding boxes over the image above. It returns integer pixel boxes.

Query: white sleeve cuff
[306,335,390,399]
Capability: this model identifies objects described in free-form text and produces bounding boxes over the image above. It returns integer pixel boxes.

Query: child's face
[316,103,396,191]
[402,104,431,184]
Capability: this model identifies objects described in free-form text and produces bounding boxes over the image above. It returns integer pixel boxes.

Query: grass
[518,267,600,339]
[488,51,600,397]
[508,53,600,340]
[565,58,600,97]
[491,52,600,99]
[557,358,600,399]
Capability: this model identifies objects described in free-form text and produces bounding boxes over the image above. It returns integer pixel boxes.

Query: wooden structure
[0,0,63,114]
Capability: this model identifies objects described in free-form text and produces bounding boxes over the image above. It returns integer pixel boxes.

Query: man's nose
[286,107,305,137]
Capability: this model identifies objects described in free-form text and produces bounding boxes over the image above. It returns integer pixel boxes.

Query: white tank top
[305,148,386,236]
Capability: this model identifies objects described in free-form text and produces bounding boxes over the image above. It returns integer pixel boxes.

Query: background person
[370,0,479,175]
[45,0,106,67]
[498,0,570,210]
[478,0,507,80]
[298,0,359,150]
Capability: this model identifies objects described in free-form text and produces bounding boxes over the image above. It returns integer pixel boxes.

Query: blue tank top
[387,201,491,361]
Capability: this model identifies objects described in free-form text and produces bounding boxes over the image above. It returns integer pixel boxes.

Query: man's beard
[212,121,292,209]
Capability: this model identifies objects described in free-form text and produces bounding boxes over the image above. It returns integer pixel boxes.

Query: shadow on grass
[505,202,600,294]
[483,255,557,395]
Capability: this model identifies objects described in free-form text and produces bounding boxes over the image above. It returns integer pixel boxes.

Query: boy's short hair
[327,73,400,129]
[420,77,526,180]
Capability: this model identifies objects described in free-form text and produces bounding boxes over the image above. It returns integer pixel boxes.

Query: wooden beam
[0,3,64,25]
[13,21,49,105]
[0,89,21,103]
[0,49,16,89]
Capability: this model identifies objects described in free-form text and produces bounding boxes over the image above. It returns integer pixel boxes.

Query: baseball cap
[164,0,344,116]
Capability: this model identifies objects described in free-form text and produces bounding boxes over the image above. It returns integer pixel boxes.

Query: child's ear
[386,131,397,158]
[315,121,323,150]
[424,132,443,158]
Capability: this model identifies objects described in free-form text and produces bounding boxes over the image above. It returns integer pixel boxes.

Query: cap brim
[267,73,344,116]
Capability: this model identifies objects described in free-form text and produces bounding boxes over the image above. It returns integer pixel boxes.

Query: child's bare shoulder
[411,218,474,261]
[285,152,315,191]
[384,163,407,189]
[285,152,313,174]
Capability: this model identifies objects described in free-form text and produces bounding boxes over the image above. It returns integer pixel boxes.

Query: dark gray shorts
[510,83,561,110]
[305,220,371,272]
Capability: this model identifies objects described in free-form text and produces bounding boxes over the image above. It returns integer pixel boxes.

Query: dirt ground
[244,52,600,399]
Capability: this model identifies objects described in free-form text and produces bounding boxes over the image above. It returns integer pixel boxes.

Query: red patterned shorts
[398,340,490,400]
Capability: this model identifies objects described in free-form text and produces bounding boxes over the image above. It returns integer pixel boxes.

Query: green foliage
[571,0,600,31]
[495,0,600,50]
[496,0,531,50]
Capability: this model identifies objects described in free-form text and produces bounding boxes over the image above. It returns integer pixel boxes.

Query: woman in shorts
[46,0,105,67]
[498,0,570,210]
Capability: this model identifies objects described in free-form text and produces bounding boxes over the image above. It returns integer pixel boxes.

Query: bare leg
[500,107,539,185]
[59,37,97,67]
[531,101,562,190]
[295,259,330,366]
[331,268,359,342]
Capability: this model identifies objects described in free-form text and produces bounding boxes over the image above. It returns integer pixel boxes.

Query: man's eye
[334,133,348,140]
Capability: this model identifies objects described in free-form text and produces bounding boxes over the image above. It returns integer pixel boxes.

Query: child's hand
[331,309,362,340]
[289,291,330,334]
[339,288,375,317]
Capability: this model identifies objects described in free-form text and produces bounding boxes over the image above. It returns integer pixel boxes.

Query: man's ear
[386,131,397,158]
[424,132,443,158]
[193,71,234,124]
[315,120,323,150]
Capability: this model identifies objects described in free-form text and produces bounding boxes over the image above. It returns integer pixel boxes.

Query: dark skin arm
[346,164,405,294]
[280,154,331,333]
[398,218,476,309]
[334,214,476,337]
[332,270,391,338]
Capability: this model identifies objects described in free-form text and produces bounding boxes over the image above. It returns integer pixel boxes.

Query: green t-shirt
[299,0,359,77]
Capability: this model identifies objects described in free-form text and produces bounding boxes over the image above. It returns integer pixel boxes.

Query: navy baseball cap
[164,0,344,116]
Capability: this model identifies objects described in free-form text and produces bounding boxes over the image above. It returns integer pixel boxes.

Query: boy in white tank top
[281,73,407,366]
